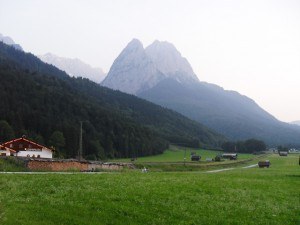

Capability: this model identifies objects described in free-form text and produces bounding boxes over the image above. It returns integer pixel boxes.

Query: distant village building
[0,144,16,156]
[222,153,238,160]
[279,151,288,156]
[1,137,53,158]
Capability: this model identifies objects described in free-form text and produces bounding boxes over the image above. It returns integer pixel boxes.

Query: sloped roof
[0,144,16,153]
[2,137,52,151]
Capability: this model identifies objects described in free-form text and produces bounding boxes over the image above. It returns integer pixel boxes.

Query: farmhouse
[0,144,16,156]
[1,137,53,158]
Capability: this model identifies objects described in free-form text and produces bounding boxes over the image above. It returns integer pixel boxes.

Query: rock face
[39,53,106,83]
[145,40,198,83]
[101,38,300,146]
[0,33,23,51]
[102,39,198,94]
[102,39,161,94]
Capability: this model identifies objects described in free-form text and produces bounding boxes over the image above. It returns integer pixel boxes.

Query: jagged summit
[126,38,144,50]
[146,40,199,82]
[102,39,198,94]
[102,39,162,94]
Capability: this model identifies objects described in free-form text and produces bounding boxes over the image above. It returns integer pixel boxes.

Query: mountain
[102,39,300,146]
[102,39,163,94]
[145,40,199,83]
[291,121,300,126]
[102,39,199,94]
[0,33,23,51]
[39,53,106,83]
[0,42,225,159]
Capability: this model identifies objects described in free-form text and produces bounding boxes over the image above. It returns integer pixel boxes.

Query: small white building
[2,137,53,159]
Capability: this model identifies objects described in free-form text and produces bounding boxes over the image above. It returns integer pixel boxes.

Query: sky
[0,0,299,122]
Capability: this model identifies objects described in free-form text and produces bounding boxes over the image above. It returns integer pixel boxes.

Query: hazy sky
[0,0,299,122]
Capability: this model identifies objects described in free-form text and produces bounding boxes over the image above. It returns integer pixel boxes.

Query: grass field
[111,145,259,172]
[111,145,254,163]
[0,154,299,225]
[0,157,28,172]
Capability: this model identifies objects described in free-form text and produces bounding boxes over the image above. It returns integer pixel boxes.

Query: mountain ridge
[39,52,106,83]
[291,120,300,126]
[102,39,300,146]
[0,33,23,51]
[102,39,199,94]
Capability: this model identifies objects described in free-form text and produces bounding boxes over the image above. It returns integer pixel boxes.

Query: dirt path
[206,163,257,173]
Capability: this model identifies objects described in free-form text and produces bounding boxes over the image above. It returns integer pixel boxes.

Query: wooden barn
[1,137,53,158]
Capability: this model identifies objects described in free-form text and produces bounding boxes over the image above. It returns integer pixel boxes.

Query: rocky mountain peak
[102,39,162,94]
[126,38,144,51]
[102,39,199,94]
[145,40,198,82]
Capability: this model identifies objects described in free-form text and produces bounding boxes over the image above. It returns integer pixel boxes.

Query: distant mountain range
[102,39,300,146]
[39,53,106,83]
[0,34,106,83]
[0,33,23,51]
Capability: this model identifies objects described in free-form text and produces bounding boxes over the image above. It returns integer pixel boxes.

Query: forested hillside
[0,42,225,159]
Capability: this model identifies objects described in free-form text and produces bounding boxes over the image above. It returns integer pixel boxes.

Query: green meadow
[111,146,259,172]
[0,153,299,225]
[111,145,254,163]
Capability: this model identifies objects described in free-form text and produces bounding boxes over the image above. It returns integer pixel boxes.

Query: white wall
[0,150,11,156]
[14,149,53,158]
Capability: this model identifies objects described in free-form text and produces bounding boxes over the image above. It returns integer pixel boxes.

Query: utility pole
[184,148,186,166]
[78,121,83,161]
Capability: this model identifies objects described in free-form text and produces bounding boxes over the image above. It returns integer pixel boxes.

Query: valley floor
[0,154,299,225]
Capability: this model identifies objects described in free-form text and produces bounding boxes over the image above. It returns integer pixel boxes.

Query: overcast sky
[0,0,299,122]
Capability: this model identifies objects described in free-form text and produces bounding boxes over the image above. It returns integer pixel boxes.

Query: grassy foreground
[0,154,299,225]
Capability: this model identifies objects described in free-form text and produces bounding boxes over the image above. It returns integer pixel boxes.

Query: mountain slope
[0,42,225,159]
[0,33,23,51]
[291,121,300,126]
[139,79,300,145]
[39,53,106,83]
[102,39,300,146]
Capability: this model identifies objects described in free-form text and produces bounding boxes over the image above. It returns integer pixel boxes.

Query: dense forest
[0,42,225,159]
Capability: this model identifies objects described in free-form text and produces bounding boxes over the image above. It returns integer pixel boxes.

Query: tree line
[221,138,266,153]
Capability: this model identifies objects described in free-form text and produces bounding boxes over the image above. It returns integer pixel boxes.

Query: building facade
[1,137,53,158]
